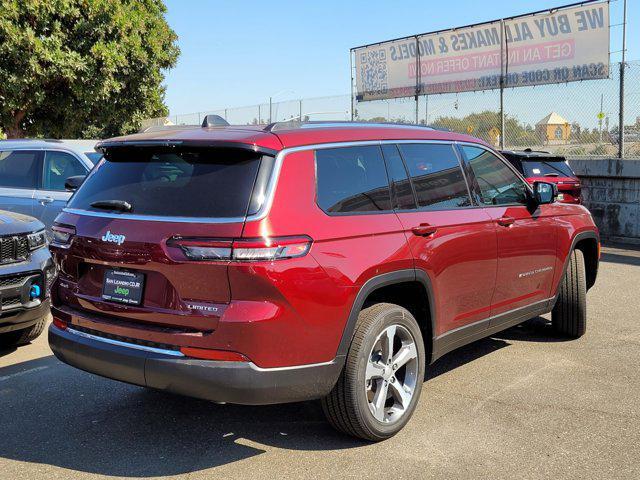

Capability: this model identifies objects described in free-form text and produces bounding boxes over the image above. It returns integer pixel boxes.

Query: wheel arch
[573,234,599,290]
[337,269,435,363]
[556,230,599,296]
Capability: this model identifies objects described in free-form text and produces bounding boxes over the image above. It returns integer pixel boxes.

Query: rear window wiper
[90,200,133,212]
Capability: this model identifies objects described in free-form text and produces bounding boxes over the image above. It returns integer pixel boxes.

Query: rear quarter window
[315,146,392,214]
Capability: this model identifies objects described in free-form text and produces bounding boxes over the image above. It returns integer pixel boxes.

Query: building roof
[98,122,488,152]
[536,112,569,126]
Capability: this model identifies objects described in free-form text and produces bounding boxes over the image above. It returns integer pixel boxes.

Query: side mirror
[533,181,557,205]
[65,175,86,191]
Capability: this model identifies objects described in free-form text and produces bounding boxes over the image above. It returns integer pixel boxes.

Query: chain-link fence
[144,61,640,158]
[143,95,352,129]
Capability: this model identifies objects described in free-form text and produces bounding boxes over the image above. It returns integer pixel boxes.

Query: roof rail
[264,120,442,132]
[0,138,63,143]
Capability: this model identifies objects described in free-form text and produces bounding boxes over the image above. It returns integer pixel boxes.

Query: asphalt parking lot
[1,245,639,480]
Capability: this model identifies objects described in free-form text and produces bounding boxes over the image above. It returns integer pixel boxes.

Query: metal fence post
[619,0,627,159]
[499,19,505,149]
[415,36,420,125]
[424,95,429,125]
[350,50,355,121]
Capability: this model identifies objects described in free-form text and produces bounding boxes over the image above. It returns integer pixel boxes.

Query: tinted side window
[461,146,528,206]
[0,150,40,189]
[43,151,87,191]
[381,144,416,210]
[398,144,471,210]
[316,146,391,213]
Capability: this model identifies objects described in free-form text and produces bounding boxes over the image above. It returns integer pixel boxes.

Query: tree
[431,110,538,146]
[0,0,179,138]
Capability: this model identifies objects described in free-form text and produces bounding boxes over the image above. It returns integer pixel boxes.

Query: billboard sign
[353,2,610,101]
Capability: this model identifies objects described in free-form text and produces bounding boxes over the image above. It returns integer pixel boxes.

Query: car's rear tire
[552,249,587,338]
[321,303,425,441]
[0,317,47,347]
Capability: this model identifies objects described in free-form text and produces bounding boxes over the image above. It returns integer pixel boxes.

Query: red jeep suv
[48,121,599,441]
[500,149,582,204]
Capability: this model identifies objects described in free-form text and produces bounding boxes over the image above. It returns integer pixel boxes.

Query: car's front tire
[552,249,587,338]
[322,303,425,441]
[0,317,47,347]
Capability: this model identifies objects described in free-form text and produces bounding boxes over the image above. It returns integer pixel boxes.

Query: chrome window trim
[62,139,489,224]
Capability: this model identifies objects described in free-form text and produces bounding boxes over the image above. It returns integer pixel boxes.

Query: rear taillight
[170,238,233,261]
[51,224,76,247]
[167,236,312,262]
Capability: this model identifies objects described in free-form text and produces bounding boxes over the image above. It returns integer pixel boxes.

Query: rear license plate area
[101,269,145,306]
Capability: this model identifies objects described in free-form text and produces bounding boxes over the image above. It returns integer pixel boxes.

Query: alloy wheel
[365,324,419,424]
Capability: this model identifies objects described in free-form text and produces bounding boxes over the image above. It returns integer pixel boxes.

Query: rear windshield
[67,147,271,218]
[521,159,575,178]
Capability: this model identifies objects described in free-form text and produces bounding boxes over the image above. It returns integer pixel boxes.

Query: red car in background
[500,149,582,204]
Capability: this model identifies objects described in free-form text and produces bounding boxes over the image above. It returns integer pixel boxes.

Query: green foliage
[0,0,179,138]
[430,110,538,146]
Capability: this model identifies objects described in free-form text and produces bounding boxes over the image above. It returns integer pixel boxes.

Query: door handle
[37,196,54,205]
[497,216,515,227]
[411,224,438,237]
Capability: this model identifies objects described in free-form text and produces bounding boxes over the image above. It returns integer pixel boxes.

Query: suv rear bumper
[48,324,343,405]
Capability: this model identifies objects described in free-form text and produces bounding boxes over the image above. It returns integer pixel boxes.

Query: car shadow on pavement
[427,316,569,381]
[493,316,573,343]
[0,316,572,477]
[600,251,640,267]
[0,345,18,358]
[0,354,362,477]
[426,336,509,381]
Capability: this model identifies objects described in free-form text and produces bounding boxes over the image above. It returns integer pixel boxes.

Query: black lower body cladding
[48,324,344,405]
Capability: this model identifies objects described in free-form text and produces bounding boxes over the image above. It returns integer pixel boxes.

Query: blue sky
[163,0,637,116]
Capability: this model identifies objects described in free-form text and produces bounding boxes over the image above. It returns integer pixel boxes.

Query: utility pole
[269,97,272,124]
[618,0,627,159]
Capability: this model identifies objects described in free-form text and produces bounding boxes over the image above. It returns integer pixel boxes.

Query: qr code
[359,49,388,96]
